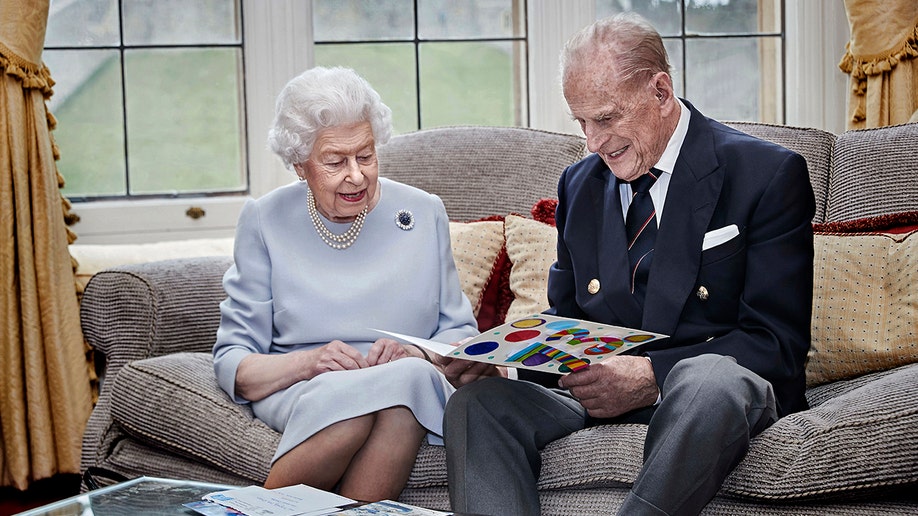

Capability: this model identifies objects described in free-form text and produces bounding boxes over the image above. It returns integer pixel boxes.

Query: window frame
[67,0,847,244]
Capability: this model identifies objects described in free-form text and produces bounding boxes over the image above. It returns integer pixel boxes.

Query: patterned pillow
[807,215,918,386]
[448,220,505,321]
[503,214,557,321]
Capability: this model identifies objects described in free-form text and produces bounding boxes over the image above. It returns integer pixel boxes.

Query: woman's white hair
[267,66,393,170]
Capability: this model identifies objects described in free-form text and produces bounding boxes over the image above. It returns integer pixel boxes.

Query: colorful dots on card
[504,329,542,342]
[464,341,500,356]
[521,353,551,367]
[625,334,655,343]
[544,319,579,331]
[558,356,591,373]
[507,342,590,372]
[546,328,590,341]
[581,337,624,355]
[511,317,546,329]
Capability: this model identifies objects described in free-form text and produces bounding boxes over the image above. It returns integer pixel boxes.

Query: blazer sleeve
[545,166,588,320]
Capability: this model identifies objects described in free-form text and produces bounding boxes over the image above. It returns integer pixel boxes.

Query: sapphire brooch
[395,209,414,230]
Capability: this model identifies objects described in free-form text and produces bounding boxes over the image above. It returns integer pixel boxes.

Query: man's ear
[650,71,673,102]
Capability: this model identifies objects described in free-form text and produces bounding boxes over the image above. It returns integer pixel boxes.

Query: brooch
[395,209,414,231]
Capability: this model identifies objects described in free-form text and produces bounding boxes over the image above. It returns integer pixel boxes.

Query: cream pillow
[807,229,918,385]
[449,220,505,316]
[70,238,235,292]
[503,214,557,321]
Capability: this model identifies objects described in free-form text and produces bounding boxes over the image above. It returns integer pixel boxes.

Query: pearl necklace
[306,188,367,250]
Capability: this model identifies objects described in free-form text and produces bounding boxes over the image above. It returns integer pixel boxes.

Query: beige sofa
[77,123,918,514]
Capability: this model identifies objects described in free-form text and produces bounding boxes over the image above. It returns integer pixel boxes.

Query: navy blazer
[545,101,815,417]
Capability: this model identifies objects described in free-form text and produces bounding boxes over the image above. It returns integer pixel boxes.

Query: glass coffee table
[16,476,479,516]
[15,476,241,515]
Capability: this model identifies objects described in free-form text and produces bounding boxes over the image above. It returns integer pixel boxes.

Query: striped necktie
[625,170,659,305]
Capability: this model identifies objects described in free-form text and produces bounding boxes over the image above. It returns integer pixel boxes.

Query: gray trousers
[444,354,777,516]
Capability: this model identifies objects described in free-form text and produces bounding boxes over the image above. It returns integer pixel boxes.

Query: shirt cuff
[646,356,661,406]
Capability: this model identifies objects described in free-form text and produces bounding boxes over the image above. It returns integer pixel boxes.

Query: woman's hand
[234,340,368,402]
[309,339,371,375]
[366,338,411,366]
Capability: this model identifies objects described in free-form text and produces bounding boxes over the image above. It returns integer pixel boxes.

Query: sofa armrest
[80,256,233,382]
[80,256,233,478]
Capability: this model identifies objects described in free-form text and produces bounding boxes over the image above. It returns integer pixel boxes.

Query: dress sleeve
[213,198,275,403]
[429,195,480,344]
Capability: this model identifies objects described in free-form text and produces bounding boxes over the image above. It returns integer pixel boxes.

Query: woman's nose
[345,158,363,181]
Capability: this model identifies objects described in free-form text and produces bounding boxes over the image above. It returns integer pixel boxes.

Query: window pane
[124,48,245,195]
[312,0,414,42]
[418,0,525,39]
[685,37,782,122]
[595,0,682,37]
[663,40,685,98]
[122,0,240,45]
[46,50,126,198]
[314,43,419,133]
[687,0,781,35]
[45,0,119,47]
[419,41,525,127]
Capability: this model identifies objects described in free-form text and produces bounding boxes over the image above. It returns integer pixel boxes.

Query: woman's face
[296,121,380,223]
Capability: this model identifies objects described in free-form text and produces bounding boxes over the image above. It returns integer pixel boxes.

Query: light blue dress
[213,178,478,462]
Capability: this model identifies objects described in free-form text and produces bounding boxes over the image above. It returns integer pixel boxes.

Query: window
[44,0,246,201]
[312,0,528,132]
[45,1,842,243]
[595,0,784,124]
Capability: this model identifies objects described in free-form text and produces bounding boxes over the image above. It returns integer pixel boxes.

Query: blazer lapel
[643,104,723,336]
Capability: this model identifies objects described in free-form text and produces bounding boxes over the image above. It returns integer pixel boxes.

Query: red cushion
[813,211,918,235]
[531,198,558,226]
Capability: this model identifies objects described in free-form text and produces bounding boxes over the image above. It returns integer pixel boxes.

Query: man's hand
[436,355,507,387]
[558,355,659,418]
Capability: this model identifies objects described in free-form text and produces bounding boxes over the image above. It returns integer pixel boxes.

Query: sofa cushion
[110,352,277,483]
[378,126,585,222]
[825,122,918,222]
[807,227,918,385]
[70,238,234,293]
[405,365,918,503]
[724,121,836,224]
[448,220,505,320]
[503,214,557,321]
[722,362,918,501]
[475,241,513,331]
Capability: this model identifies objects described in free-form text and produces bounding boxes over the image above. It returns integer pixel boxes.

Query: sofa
[77,123,918,515]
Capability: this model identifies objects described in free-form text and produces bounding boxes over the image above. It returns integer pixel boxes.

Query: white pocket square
[702,224,739,251]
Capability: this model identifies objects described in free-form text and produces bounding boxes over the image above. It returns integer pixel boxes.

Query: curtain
[0,0,92,490]
[839,0,918,130]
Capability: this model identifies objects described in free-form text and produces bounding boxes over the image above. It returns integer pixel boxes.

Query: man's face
[564,60,670,182]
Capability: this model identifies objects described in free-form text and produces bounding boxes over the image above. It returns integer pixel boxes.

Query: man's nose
[583,123,607,153]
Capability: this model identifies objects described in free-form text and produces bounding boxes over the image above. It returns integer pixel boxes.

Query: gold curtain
[0,0,92,490]
[839,0,918,130]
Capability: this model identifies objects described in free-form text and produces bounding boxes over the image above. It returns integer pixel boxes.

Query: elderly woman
[213,66,482,501]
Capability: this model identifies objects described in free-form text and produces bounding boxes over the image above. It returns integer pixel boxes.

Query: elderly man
[441,12,814,516]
